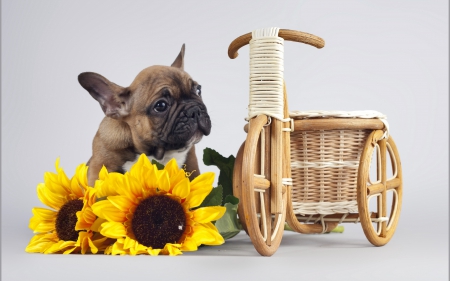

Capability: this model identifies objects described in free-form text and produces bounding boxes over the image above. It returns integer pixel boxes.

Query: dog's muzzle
[165,103,211,148]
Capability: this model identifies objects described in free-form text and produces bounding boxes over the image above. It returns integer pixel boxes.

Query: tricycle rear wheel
[357,131,403,246]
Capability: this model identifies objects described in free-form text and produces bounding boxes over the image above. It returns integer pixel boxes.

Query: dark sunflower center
[55,199,83,241]
[132,195,186,249]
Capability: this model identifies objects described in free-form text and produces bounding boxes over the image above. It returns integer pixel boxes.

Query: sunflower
[26,159,108,254]
[92,154,226,256]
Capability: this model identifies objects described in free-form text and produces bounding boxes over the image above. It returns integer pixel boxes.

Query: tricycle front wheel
[240,115,287,256]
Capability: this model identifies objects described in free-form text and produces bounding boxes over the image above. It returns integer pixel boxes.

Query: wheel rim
[241,115,287,256]
[357,131,403,246]
[233,141,248,233]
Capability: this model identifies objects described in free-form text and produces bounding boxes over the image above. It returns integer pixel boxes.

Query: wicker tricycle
[229,28,403,256]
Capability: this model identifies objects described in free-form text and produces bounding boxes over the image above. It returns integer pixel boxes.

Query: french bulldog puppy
[78,45,211,186]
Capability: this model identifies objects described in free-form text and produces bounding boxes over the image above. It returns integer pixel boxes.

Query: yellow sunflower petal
[201,221,225,234]
[191,223,224,246]
[109,240,127,255]
[181,237,198,251]
[98,165,109,181]
[44,240,76,254]
[25,234,57,253]
[190,172,215,192]
[62,246,78,254]
[171,177,190,199]
[184,189,212,209]
[32,207,57,220]
[37,183,66,210]
[25,242,50,253]
[192,206,226,223]
[164,158,180,177]
[33,221,56,233]
[54,160,72,195]
[122,174,143,201]
[92,200,126,222]
[129,154,150,177]
[75,207,96,230]
[122,236,136,250]
[76,231,99,254]
[85,187,98,206]
[75,232,88,254]
[158,171,170,193]
[55,160,71,186]
[162,243,183,256]
[104,245,113,255]
[164,158,189,189]
[92,235,110,252]
[99,221,127,239]
[55,157,61,171]
[29,208,56,232]
[108,195,136,213]
[90,217,107,232]
[87,238,99,254]
[98,173,127,197]
[146,164,163,190]
[122,236,148,255]
[43,172,70,198]
[60,240,78,249]
[75,163,89,187]
[93,180,108,198]
[183,172,215,208]
[70,164,88,198]
[29,216,40,231]
[147,248,161,256]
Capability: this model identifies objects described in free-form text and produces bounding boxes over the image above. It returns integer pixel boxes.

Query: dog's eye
[195,85,201,96]
[154,100,168,112]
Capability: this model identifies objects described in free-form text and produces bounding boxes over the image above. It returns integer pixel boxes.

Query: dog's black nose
[185,106,211,136]
[186,106,200,119]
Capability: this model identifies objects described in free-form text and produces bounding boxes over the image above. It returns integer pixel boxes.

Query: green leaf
[330,225,345,233]
[215,202,241,240]
[198,185,223,208]
[284,223,345,233]
[224,194,239,205]
[284,223,293,231]
[151,159,164,170]
[203,148,235,205]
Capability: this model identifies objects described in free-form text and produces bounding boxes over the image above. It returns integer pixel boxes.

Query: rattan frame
[229,28,403,256]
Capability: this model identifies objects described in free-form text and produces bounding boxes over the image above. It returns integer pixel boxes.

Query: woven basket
[288,111,387,216]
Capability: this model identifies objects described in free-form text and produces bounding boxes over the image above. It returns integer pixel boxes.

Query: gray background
[1,0,448,280]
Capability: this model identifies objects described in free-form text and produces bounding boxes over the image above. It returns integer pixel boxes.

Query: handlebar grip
[228,29,325,59]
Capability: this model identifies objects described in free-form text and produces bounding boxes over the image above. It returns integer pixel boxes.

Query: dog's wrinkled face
[128,65,211,159]
[78,45,211,160]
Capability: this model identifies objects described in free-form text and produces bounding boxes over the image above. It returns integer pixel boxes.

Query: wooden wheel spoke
[386,178,401,189]
[254,176,270,191]
[367,178,401,195]
[377,138,388,237]
[257,190,269,242]
[386,188,399,230]
[255,188,285,246]
[386,142,398,179]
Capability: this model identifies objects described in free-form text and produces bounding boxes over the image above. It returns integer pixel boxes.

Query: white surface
[1,0,448,280]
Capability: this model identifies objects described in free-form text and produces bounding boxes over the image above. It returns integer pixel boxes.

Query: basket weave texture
[290,127,370,215]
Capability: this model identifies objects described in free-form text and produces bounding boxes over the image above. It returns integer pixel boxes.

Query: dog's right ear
[171,44,185,70]
[78,72,131,119]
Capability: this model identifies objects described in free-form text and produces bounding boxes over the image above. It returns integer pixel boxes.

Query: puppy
[78,45,211,186]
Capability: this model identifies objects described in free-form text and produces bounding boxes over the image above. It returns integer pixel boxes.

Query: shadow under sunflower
[25,159,109,254]
[92,154,226,256]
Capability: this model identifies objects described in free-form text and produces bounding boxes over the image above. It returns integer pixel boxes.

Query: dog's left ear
[171,44,185,70]
[78,72,131,119]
